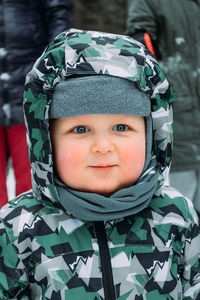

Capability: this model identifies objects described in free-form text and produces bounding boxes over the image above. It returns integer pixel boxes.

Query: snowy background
[7,162,15,201]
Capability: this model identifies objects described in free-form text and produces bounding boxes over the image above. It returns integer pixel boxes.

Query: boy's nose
[91,137,115,154]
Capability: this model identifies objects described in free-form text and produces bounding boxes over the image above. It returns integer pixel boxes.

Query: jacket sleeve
[181,207,200,299]
[42,0,70,43]
[126,0,157,41]
[126,0,161,58]
[0,220,29,299]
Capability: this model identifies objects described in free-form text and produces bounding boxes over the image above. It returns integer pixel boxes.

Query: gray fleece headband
[50,75,150,118]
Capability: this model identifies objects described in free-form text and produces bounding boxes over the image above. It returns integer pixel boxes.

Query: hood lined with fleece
[23,28,175,204]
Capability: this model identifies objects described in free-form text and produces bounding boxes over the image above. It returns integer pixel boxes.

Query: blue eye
[73,126,89,134]
[113,124,129,131]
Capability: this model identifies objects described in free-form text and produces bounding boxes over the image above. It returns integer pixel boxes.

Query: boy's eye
[113,124,129,132]
[73,126,89,134]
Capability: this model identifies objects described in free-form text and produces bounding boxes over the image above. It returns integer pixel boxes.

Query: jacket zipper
[94,221,116,300]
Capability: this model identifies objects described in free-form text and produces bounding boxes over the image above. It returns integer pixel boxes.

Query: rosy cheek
[61,141,87,168]
[123,144,145,168]
[65,150,84,167]
[122,147,140,161]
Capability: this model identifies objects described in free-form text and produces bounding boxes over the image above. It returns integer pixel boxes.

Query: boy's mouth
[89,165,117,171]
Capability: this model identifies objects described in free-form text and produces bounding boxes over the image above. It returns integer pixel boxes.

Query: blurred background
[71,0,127,34]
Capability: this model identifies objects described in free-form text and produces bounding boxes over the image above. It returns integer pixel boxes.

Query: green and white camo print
[0,29,200,300]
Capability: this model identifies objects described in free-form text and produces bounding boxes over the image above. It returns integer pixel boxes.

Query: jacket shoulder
[0,191,60,240]
[149,185,198,225]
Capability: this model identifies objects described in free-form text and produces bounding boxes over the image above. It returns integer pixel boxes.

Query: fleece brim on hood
[49,75,151,118]
[23,28,175,203]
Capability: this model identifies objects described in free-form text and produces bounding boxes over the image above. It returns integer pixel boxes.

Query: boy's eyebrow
[57,115,144,128]
[115,115,143,122]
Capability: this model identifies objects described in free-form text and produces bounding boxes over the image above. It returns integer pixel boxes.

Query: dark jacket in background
[0,0,70,126]
[126,0,200,172]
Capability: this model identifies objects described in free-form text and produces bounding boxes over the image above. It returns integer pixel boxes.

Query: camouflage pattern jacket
[0,29,200,300]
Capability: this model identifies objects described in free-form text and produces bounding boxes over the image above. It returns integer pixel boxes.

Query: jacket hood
[24,28,175,204]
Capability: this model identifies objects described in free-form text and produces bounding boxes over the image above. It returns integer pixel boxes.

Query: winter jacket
[0,0,70,126]
[126,0,200,172]
[0,29,200,300]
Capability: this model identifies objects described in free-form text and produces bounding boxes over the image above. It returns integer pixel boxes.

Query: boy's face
[50,114,146,195]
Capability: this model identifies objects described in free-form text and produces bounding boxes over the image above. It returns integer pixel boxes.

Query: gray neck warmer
[51,75,159,221]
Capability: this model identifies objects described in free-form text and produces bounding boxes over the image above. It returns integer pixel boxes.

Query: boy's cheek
[61,149,85,168]
[123,145,145,161]
[123,147,145,174]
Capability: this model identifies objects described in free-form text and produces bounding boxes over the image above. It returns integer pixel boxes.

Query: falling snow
[175,37,185,45]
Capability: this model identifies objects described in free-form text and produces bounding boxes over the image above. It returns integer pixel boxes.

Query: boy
[0,29,200,299]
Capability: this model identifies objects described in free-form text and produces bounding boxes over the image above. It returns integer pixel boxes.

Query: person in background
[0,0,70,207]
[0,28,199,299]
[71,0,127,34]
[125,0,200,214]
